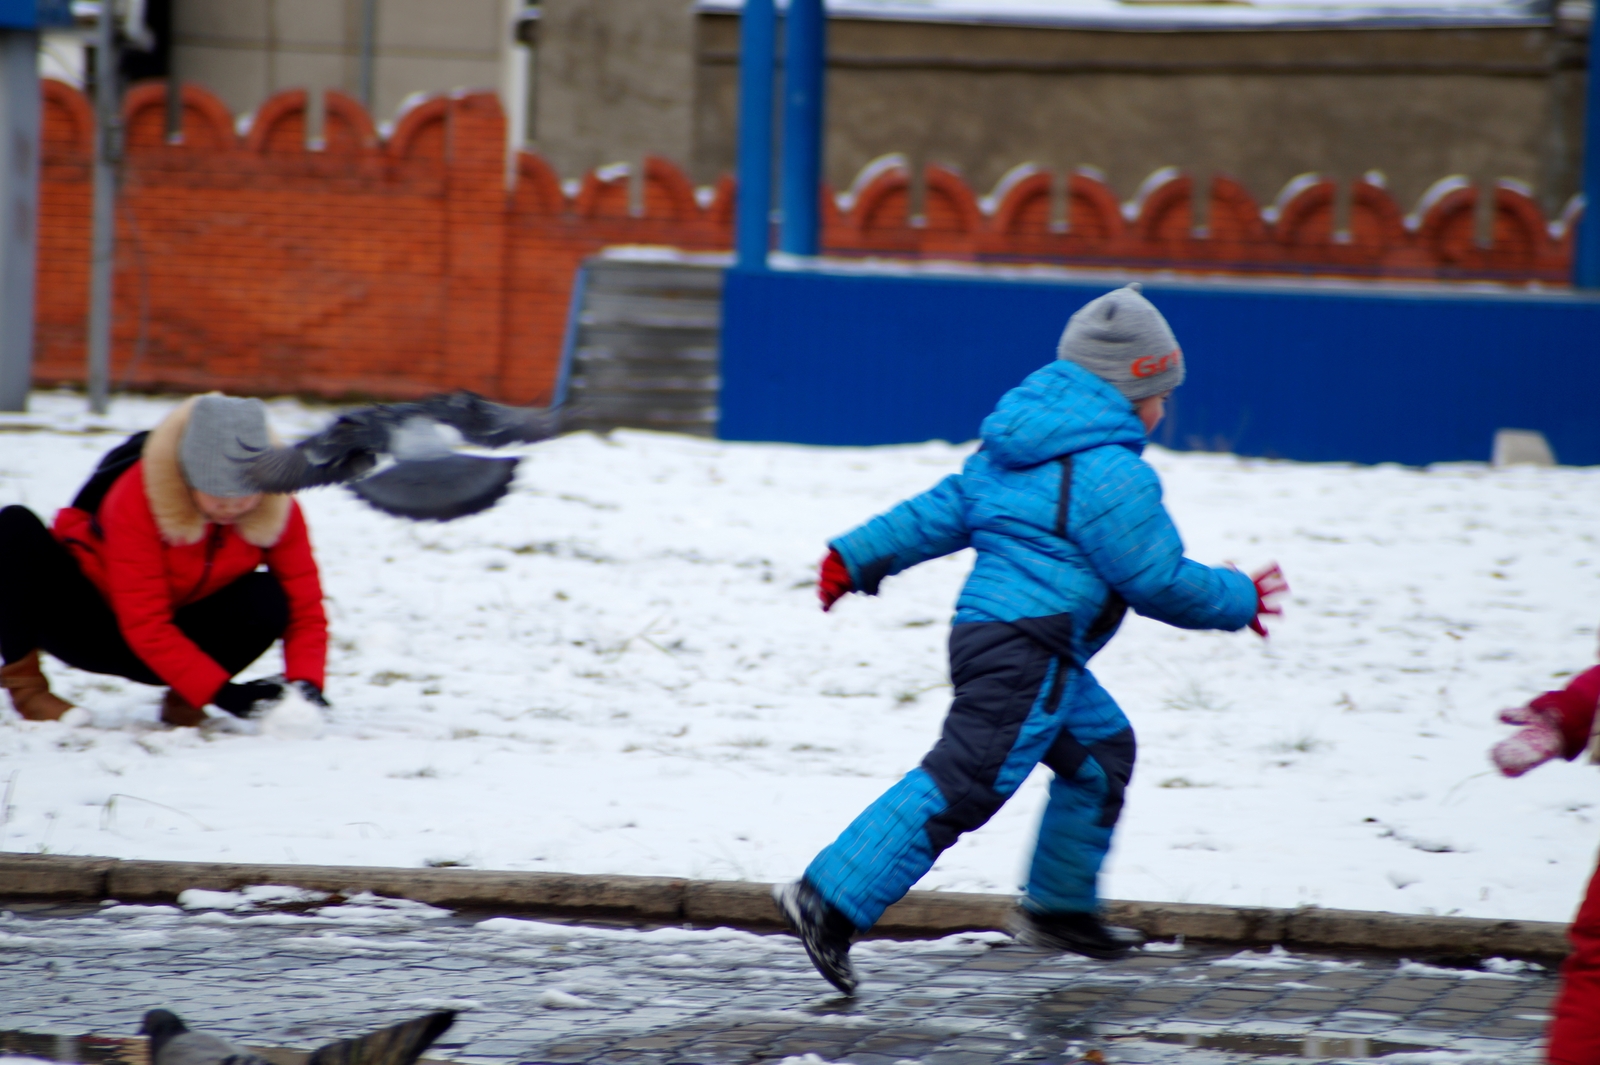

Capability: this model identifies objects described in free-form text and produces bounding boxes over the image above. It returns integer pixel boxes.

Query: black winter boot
[1010,908,1144,960]
[773,879,859,995]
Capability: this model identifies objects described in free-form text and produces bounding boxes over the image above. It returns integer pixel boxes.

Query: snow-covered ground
[1,391,1598,925]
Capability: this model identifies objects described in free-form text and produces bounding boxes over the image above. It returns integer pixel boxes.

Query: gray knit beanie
[179,394,270,497]
[1057,283,1185,402]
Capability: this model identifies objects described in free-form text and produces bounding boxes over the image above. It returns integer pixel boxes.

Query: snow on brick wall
[30,80,1579,404]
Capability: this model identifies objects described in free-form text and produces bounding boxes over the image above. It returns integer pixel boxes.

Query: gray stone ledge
[0,852,1570,959]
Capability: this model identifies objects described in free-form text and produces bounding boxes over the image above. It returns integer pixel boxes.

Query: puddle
[1140,1030,1440,1057]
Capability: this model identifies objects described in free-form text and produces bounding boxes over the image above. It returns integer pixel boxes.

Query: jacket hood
[980,360,1147,469]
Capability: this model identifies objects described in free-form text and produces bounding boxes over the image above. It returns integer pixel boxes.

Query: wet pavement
[0,889,1560,1064]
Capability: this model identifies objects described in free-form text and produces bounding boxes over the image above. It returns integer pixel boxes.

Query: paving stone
[0,902,1561,1064]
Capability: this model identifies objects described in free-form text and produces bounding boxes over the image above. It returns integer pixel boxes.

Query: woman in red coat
[1492,667,1600,1062]
[0,394,327,726]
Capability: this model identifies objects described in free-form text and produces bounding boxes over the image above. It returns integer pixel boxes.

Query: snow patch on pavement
[534,988,597,1009]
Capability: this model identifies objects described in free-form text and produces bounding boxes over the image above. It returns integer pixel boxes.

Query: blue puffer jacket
[830,360,1257,664]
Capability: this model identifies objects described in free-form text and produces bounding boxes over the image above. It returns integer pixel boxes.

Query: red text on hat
[1132,350,1181,378]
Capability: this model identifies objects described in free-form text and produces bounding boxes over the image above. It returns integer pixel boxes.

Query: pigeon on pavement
[141,1010,271,1065]
[240,391,572,521]
[141,1009,456,1065]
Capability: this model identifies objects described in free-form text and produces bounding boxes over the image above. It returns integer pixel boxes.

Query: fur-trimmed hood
[142,395,290,548]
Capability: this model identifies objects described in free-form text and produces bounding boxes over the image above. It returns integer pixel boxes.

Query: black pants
[0,505,288,686]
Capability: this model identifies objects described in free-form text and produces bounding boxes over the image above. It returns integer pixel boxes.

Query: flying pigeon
[140,1008,456,1065]
[241,391,570,521]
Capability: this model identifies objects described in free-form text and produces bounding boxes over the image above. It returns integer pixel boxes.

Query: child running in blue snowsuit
[775,283,1288,994]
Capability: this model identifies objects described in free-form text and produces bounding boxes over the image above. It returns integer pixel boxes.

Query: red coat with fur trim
[51,400,327,708]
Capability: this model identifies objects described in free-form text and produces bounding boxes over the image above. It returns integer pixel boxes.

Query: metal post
[358,0,378,113]
[734,0,776,271]
[778,0,825,256]
[1577,16,1600,288]
[165,57,181,141]
[87,0,119,414]
[0,28,41,412]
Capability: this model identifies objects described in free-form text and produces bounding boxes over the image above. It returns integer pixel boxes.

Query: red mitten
[818,549,854,612]
[1247,563,1289,638]
[1525,665,1600,759]
[1491,704,1566,777]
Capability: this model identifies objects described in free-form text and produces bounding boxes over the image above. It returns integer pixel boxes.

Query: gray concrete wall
[172,0,504,126]
[532,0,698,180]
[694,14,1584,218]
[166,3,1585,218]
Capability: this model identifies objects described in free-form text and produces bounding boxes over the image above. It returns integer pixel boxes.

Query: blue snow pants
[805,622,1136,932]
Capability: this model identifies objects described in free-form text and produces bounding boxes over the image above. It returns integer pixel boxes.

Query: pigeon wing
[241,409,393,492]
[348,454,519,520]
[306,1010,456,1065]
[417,391,566,449]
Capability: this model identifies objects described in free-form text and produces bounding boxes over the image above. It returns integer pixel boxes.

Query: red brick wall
[32,81,1577,405]
[35,82,730,405]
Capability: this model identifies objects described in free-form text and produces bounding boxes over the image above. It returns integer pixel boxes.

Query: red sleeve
[265,501,327,690]
[1529,665,1600,761]
[100,468,230,708]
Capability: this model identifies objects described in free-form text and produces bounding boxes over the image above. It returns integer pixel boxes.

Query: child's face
[1135,392,1171,433]
[190,488,263,524]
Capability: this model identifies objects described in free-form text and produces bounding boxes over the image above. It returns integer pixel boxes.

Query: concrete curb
[0,852,1571,960]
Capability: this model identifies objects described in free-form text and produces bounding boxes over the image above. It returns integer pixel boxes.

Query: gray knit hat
[180,394,270,497]
[1057,283,1185,402]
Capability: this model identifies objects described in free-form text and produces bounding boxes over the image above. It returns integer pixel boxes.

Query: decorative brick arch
[576,164,631,219]
[1272,175,1337,248]
[123,81,235,150]
[923,165,981,235]
[853,166,911,237]
[1483,183,1548,271]
[1065,171,1124,245]
[41,78,92,159]
[917,164,979,256]
[245,89,309,155]
[990,168,1050,238]
[642,156,699,222]
[1206,174,1267,260]
[1414,182,1480,268]
[1349,178,1407,254]
[322,90,379,155]
[1130,169,1193,245]
[514,150,566,216]
[388,96,449,162]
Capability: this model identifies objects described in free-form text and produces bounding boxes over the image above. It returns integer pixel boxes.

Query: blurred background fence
[27,78,1584,407]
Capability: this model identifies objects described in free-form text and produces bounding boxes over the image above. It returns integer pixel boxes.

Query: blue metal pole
[779,0,826,256]
[734,0,777,271]
[1577,21,1600,288]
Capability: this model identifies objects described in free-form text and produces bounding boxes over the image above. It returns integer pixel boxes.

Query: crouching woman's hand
[211,677,329,718]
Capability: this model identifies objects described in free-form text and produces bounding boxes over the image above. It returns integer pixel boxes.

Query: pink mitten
[1490,705,1565,777]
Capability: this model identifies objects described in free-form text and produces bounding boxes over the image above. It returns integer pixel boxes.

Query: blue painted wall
[720,268,1600,466]
[0,0,71,29]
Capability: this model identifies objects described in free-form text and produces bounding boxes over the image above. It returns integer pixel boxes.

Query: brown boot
[0,651,74,722]
[160,689,207,727]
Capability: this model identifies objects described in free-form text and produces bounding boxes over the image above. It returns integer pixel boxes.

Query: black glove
[212,678,287,718]
[289,680,329,708]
